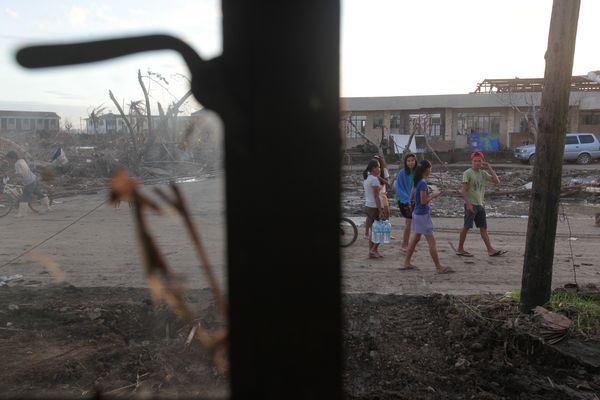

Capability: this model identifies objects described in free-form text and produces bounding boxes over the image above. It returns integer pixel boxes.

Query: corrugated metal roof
[341,92,600,111]
[0,110,60,118]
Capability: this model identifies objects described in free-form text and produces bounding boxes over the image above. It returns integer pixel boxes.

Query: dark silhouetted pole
[223,1,342,398]
[14,1,343,396]
[520,0,580,312]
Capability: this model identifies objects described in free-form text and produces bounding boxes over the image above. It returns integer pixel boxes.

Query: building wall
[443,109,453,141]
[568,107,579,132]
[506,109,516,148]
[578,124,600,135]
[449,107,509,150]
[341,102,600,152]
[0,116,59,133]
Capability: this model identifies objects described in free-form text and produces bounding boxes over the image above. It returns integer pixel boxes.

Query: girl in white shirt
[363,159,385,258]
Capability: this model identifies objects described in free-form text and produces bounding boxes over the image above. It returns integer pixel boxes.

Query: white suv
[513,133,600,165]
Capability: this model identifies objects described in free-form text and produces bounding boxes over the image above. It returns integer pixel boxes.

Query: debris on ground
[534,306,572,344]
[345,293,600,400]
[0,274,23,287]
[1,287,599,398]
[1,129,221,200]
[342,164,600,218]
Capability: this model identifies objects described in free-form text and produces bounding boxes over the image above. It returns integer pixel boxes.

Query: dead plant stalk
[109,169,228,374]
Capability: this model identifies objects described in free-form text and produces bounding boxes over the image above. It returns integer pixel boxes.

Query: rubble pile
[1,129,220,198]
[341,164,600,218]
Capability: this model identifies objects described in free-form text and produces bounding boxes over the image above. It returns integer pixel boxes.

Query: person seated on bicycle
[5,150,50,217]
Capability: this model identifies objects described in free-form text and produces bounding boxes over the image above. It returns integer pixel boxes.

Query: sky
[1,0,599,128]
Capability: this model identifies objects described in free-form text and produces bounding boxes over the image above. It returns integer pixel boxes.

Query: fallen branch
[0,327,24,332]
[109,169,228,374]
[104,372,150,395]
[154,184,227,316]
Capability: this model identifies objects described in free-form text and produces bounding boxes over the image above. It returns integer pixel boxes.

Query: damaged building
[84,112,199,136]
[0,110,60,134]
[341,72,600,154]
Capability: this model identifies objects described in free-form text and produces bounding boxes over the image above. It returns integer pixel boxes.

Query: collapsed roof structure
[473,72,600,93]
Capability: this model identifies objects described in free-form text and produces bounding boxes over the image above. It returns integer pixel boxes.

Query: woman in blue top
[401,160,454,274]
[395,153,417,252]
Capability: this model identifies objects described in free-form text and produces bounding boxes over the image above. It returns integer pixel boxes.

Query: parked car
[513,133,600,165]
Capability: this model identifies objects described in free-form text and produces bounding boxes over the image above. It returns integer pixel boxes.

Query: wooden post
[520,0,580,312]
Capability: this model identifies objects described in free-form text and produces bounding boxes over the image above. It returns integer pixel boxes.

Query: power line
[0,199,108,270]
[0,174,216,270]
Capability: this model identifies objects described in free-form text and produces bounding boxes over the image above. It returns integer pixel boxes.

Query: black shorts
[464,204,487,229]
[398,201,413,219]
[22,181,43,202]
[365,206,380,221]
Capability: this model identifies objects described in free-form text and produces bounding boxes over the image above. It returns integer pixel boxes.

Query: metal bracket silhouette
[16,34,233,118]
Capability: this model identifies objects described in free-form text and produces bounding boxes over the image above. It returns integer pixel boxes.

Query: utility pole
[520,0,580,312]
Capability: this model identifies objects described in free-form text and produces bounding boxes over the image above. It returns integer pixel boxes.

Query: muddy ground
[344,293,600,400]
[0,163,599,398]
[1,287,600,399]
[0,287,228,399]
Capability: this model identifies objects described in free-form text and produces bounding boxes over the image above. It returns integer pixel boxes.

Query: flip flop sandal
[455,251,474,257]
[489,250,508,257]
[436,266,455,274]
[399,265,419,271]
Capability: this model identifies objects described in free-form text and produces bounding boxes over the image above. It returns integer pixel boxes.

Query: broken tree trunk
[155,103,173,160]
[404,131,417,156]
[109,90,139,157]
[520,0,580,313]
[347,115,380,152]
[138,69,154,149]
[165,90,193,142]
[421,134,449,172]
[166,89,193,119]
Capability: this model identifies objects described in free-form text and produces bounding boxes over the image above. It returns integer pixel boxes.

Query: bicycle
[340,217,358,247]
[0,180,54,217]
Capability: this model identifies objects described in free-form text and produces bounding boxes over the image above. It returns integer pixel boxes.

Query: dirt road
[342,215,599,295]
[0,176,227,289]
[1,173,598,294]
[1,173,599,398]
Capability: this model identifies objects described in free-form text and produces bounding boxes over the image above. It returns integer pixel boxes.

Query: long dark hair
[363,159,380,180]
[403,153,417,175]
[413,159,431,186]
[373,154,386,169]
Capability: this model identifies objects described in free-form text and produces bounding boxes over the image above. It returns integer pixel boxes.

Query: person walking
[362,155,390,239]
[455,151,505,257]
[401,160,453,274]
[363,159,385,258]
[5,150,50,217]
[395,153,417,252]
[373,154,390,220]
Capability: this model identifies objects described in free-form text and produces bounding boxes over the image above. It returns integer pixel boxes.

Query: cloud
[69,6,89,26]
[44,90,85,101]
[73,4,141,30]
[93,9,140,30]
[5,8,18,19]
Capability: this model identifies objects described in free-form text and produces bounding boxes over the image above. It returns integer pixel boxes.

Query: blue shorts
[464,204,487,229]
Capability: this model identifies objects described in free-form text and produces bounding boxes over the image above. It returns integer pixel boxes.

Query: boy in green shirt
[455,151,506,257]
